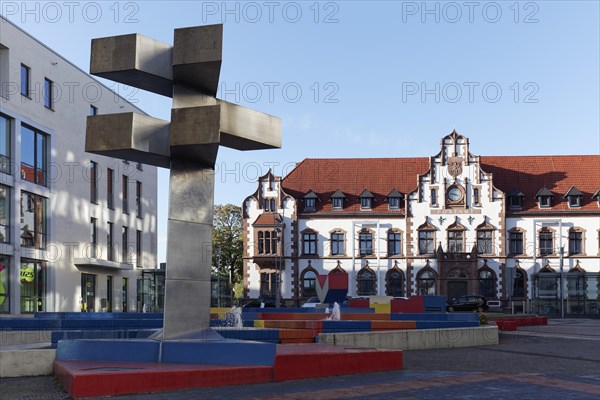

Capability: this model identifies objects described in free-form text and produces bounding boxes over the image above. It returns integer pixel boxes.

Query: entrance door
[447,281,468,300]
[81,274,96,312]
[107,276,113,312]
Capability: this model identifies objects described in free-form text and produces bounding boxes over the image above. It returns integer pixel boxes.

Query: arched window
[567,264,586,299]
[301,269,317,298]
[417,269,436,295]
[357,266,376,296]
[478,269,496,299]
[537,265,557,299]
[386,267,404,297]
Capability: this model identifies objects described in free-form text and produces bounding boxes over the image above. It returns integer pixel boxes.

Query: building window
[89,105,98,116]
[44,78,53,109]
[431,188,438,206]
[387,231,401,256]
[136,230,142,267]
[0,185,10,243]
[478,269,496,298]
[0,113,11,175]
[539,230,553,256]
[359,231,373,256]
[477,230,493,255]
[90,161,98,203]
[568,196,581,208]
[107,222,114,261]
[509,231,523,255]
[264,198,276,212]
[301,269,317,297]
[122,226,129,263]
[357,267,376,296]
[89,218,97,258]
[260,272,276,297]
[360,197,372,210]
[258,230,277,255]
[136,181,142,217]
[136,162,143,171]
[417,269,436,295]
[331,232,344,256]
[509,196,522,209]
[20,192,47,249]
[448,230,464,253]
[20,260,46,313]
[473,188,480,205]
[20,64,30,97]
[305,198,316,210]
[20,125,48,186]
[0,256,9,313]
[388,197,400,209]
[332,197,343,209]
[539,196,551,208]
[385,268,404,297]
[569,230,583,255]
[303,231,317,255]
[122,175,129,214]
[107,168,114,209]
[419,230,434,255]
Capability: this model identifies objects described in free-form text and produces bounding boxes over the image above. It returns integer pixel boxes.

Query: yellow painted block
[373,303,391,314]
[210,307,232,314]
[254,320,265,328]
[369,296,392,305]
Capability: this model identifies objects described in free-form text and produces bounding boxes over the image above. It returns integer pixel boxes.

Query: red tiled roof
[252,213,283,226]
[480,155,600,212]
[281,156,600,213]
[282,158,430,213]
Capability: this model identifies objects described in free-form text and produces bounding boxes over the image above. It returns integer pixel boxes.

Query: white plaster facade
[243,131,600,315]
[0,17,158,314]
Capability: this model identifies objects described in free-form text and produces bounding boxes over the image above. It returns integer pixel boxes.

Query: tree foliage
[212,204,243,284]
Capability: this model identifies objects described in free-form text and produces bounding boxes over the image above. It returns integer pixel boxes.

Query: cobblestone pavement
[1,318,599,400]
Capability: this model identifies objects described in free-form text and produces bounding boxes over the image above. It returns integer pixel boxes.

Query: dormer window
[564,187,583,208]
[535,187,553,208]
[330,189,346,210]
[508,188,524,209]
[593,189,600,207]
[387,188,403,210]
[359,189,374,210]
[303,190,318,211]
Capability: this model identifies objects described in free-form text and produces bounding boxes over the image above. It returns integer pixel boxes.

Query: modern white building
[243,131,600,315]
[0,17,158,314]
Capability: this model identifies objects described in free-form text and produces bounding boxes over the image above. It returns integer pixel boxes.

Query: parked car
[301,297,321,308]
[447,295,489,312]
[242,297,278,308]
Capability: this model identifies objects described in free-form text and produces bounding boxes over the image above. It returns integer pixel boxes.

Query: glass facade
[0,256,9,313]
[0,113,11,174]
[20,259,46,313]
[0,185,9,243]
[20,192,47,249]
[20,125,48,186]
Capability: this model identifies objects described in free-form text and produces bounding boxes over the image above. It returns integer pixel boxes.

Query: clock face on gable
[447,187,463,202]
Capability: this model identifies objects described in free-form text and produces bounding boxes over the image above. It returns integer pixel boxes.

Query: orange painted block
[260,313,325,321]
[279,329,316,340]
[371,321,416,331]
[263,320,322,330]
[341,313,389,321]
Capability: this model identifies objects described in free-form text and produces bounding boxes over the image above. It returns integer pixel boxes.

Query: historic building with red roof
[242,131,600,315]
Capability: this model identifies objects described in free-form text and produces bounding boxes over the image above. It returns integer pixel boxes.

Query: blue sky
[4,1,599,263]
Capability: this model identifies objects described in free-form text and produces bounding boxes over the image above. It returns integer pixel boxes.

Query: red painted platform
[55,343,403,399]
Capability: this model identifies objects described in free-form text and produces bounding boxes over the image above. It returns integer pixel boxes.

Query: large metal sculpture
[85,24,281,340]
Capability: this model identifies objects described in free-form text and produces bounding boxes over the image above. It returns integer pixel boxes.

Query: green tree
[212,204,243,286]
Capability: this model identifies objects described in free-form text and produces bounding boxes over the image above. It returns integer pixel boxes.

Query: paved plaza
[1,318,599,400]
